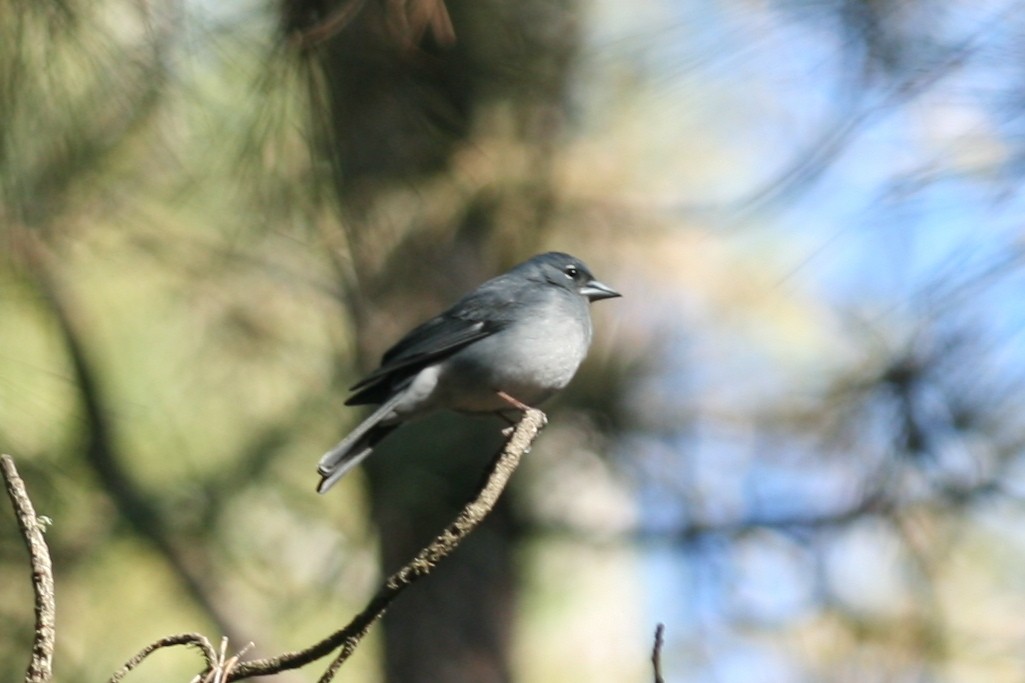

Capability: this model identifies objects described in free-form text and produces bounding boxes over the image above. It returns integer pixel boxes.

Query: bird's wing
[346,277,526,405]
[345,317,499,404]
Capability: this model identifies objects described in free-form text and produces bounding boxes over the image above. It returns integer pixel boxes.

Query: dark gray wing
[345,274,528,406]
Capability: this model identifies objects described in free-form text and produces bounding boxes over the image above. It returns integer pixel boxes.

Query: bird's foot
[497,391,534,434]
[497,390,532,412]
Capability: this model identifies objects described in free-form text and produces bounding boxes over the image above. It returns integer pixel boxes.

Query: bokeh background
[4,1,1025,681]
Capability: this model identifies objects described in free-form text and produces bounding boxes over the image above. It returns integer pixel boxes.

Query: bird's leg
[497,391,532,435]
[497,390,532,412]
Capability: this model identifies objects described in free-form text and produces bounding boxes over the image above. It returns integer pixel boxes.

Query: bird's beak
[580,279,621,302]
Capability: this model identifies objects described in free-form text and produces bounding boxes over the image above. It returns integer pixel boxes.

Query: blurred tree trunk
[287,1,579,681]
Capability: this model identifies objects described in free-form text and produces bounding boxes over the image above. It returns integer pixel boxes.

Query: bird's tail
[317,395,402,494]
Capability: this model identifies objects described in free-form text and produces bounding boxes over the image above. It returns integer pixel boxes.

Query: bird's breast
[441,296,593,411]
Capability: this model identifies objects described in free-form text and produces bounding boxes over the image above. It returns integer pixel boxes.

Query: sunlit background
[4,1,1025,681]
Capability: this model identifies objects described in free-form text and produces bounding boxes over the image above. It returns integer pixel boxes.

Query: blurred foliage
[4,0,1025,682]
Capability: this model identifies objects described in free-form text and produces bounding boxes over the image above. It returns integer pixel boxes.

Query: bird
[316,251,621,493]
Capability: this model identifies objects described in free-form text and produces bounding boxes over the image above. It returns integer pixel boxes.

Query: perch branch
[2,454,56,683]
[227,407,547,681]
[108,633,218,683]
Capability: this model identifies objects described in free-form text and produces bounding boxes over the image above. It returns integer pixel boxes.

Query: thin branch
[108,633,218,683]
[227,407,547,681]
[1,454,56,683]
[651,623,665,683]
[198,637,254,683]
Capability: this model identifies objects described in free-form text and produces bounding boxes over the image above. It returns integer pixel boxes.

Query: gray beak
[580,279,621,302]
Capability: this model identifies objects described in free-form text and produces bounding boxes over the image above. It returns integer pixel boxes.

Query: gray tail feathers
[317,396,403,494]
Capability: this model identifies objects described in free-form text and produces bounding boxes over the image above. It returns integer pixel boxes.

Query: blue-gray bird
[316,252,620,493]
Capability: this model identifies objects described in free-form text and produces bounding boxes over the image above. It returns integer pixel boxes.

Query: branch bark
[2,454,56,683]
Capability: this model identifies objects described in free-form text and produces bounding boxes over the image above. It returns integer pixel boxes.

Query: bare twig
[107,409,544,682]
[227,407,547,681]
[1,454,56,683]
[198,638,254,683]
[651,623,665,683]
[108,633,218,683]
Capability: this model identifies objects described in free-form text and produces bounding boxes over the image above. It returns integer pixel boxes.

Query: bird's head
[528,252,621,302]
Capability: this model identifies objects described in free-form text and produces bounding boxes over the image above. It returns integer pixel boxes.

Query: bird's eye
[564,265,580,279]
